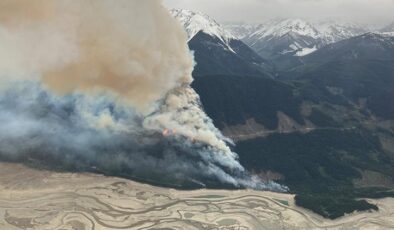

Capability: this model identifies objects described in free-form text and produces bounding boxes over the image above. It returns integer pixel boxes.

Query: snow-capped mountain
[226,19,368,60]
[314,20,368,44]
[170,9,235,43]
[171,9,273,77]
[228,19,368,46]
[249,19,321,40]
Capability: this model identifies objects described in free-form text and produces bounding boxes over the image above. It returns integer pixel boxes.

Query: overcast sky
[163,0,394,27]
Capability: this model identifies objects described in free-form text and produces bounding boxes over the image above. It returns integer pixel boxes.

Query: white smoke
[0,0,286,191]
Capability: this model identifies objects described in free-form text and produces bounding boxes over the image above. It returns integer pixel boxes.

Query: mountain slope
[293,33,394,120]
[188,31,272,76]
[302,33,394,64]
[192,74,303,130]
[171,9,273,76]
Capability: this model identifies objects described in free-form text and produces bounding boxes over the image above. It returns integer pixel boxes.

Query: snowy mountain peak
[170,9,236,43]
[250,19,320,39]
[315,20,368,43]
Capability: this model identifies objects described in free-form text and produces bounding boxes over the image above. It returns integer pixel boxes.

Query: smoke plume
[0,0,285,191]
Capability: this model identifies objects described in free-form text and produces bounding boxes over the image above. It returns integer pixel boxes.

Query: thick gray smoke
[0,0,286,191]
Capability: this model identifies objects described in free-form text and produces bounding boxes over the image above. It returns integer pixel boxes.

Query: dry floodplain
[0,163,393,230]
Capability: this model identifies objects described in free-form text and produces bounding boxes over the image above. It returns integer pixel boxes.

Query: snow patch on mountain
[380,32,394,37]
[295,46,318,56]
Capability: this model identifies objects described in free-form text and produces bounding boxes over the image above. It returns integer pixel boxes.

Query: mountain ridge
[225,18,369,69]
[171,9,274,76]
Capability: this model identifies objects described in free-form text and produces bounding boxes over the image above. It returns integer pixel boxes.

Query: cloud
[163,0,394,26]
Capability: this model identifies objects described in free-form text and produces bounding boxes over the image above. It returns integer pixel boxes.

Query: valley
[175,9,394,219]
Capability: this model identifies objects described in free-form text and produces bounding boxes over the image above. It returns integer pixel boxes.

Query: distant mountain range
[226,19,372,69]
[227,19,368,49]
[301,33,394,64]
[171,9,273,76]
[172,9,394,219]
[172,9,394,72]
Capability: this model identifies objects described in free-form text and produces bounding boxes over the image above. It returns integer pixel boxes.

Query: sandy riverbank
[0,163,393,229]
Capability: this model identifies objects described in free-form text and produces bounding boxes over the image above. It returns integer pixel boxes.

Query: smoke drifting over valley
[0,0,284,190]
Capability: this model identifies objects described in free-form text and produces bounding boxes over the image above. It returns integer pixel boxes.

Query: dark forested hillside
[189,31,273,77]
[192,75,303,130]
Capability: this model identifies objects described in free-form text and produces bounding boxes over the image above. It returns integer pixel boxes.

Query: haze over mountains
[172,9,394,219]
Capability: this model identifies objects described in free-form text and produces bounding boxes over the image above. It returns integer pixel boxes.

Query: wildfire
[162,129,176,137]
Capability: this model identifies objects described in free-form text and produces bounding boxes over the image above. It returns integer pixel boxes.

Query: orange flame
[162,129,170,136]
[162,129,177,137]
